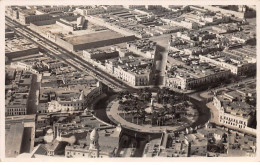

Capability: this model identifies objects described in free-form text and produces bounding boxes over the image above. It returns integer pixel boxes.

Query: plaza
[106,89,199,133]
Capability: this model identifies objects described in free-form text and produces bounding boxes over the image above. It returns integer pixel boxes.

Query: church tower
[79,90,84,101]
[88,128,100,158]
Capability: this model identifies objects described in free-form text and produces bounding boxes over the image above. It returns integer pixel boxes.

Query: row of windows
[50,107,85,111]
[66,151,87,157]
[222,116,246,125]
[8,108,26,112]
[7,112,26,115]
[220,120,246,128]
[60,103,85,107]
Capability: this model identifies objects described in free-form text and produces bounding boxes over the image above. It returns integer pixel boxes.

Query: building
[65,126,121,158]
[185,133,207,157]
[105,56,152,86]
[5,35,39,60]
[161,17,199,30]
[213,92,255,129]
[11,61,39,74]
[42,59,64,69]
[47,90,86,113]
[76,16,86,30]
[85,6,106,15]
[18,8,51,24]
[39,80,103,113]
[159,131,189,157]
[165,57,231,90]
[143,138,161,157]
[6,93,28,116]
[36,6,70,14]
[83,48,119,60]
[5,115,36,157]
[5,71,33,116]
[126,39,157,59]
[199,49,256,75]
[102,5,124,13]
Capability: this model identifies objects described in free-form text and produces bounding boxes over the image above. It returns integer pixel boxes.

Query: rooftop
[65,30,124,45]
[5,123,24,157]
[5,36,38,53]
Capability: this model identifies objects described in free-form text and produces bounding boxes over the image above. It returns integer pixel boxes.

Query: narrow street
[27,74,40,115]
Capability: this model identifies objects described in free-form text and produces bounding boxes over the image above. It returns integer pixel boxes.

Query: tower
[145,98,154,114]
[88,128,100,158]
[150,98,154,113]
[44,128,54,143]
[79,90,84,100]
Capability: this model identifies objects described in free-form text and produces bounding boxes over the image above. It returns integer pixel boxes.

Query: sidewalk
[106,100,193,133]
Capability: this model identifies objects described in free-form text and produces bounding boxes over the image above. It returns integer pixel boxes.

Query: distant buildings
[161,17,199,30]
[19,11,51,25]
[199,47,256,75]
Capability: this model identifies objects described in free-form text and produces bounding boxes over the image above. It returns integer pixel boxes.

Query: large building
[5,115,36,158]
[5,35,39,60]
[165,56,231,90]
[213,90,255,129]
[38,80,103,113]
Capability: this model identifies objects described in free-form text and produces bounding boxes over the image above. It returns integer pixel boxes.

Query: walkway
[106,100,193,133]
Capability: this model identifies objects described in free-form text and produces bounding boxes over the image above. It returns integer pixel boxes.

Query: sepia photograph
[2,1,258,161]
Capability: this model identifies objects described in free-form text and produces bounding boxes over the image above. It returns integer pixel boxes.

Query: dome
[47,128,53,134]
[90,128,99,141]
[67,135,76,145]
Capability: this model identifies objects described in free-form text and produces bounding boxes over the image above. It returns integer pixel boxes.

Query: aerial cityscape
[4,5,257,159]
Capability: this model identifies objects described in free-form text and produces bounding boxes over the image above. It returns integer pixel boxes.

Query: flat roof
[5,123,24,157]
[65,30,124,45]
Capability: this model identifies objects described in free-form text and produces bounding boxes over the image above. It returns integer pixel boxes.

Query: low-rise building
[105,56,152,86]
[159,132,189,157]
[199,49,256,75]
[42,59,64,69]
[6,93,28,116]
[185,133,207,156]
[126,39,157,59]
[83,48,119,60]
[165,59,231,90]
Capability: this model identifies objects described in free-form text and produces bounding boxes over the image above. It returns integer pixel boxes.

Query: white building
[213,95,254,129]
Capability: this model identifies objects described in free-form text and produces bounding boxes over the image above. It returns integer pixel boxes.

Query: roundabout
[106,88,200,133]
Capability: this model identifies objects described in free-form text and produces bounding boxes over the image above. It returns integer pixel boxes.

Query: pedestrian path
[106,100,192,133]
